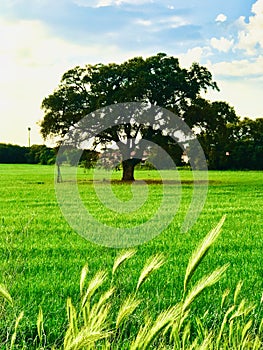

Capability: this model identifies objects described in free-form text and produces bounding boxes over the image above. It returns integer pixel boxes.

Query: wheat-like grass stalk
[182,264,229,314]
[171,307,190,344]
[65,296,112,349]
[64,329,111,350]
[221,288,230,309]
[233,280,243,305]
[81,270,107,308]
[0,284,13,305]
[86,300,112,334]
[64,297,79,349]
[87,289,114,333]
[216,304,235,349]
[37,306,44,346]
[80,264,89,296]
[184,215,226,292]
[116,295,141,329]
[130,317,152,350]
[181,321,191,350]
[10,311,24,350]
[141,305,181,349]
[112,249,136,276]
[195,315,208,341]
[136,253,165,291]
[91,287,115,317]
[229,299,255,322]
[241,319,253,344]
[198,332,213,350]
[130,305,181,350]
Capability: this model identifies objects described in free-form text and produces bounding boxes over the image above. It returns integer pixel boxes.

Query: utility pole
[28,127,31,148]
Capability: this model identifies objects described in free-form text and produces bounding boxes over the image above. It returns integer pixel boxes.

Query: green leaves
[40,53,219,141]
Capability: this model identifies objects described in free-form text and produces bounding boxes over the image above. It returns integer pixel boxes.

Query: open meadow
[0,164,262,348]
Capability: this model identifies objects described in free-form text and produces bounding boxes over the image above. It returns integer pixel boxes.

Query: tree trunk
[122,158,140,181]
[56,162,62,183]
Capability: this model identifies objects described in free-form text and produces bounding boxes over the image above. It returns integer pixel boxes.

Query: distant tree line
[198,117,263,170]
[0,144,56,165]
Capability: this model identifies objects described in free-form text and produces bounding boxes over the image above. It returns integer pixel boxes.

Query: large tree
[40,53,219,180]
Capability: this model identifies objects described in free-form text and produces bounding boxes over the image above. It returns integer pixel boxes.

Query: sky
[0,0,262,146]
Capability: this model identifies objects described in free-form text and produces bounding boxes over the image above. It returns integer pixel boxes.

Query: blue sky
[0,0,262,145]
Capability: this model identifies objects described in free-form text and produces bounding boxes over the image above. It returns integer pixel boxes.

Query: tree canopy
[40,53,245,179]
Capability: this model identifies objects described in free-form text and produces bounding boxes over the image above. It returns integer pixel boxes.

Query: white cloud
[210,37,234,52]
[73,0,153,7]
[178,46,208,68]
[161,15,189,28]
[252,0,263,14]
[206,56,263,77]
[236,0,263,55]
[215,13,227,22]
[135,19,152,26]
[134,15,189,32]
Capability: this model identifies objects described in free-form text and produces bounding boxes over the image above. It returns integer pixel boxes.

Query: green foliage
[40,53,220,180]
[40,54,218,139]
[39,53,263,173]
[0,143,56,165]
[0,143,28,163]
[25,144,56,165]
[79,150,100,169]
[197,112,263,170]
[228,118,263,170]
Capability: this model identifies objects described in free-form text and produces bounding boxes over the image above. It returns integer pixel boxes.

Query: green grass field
[0,164,262,348]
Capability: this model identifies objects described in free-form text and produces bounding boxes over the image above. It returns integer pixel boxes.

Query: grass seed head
[136,253,165,291]
[80,264,89,296]
[112,249,136,276]
[0,284,13,305]
[116,295,141,329]
[184,215,226,292]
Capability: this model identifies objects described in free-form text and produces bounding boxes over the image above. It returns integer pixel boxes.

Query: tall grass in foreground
[0,216,262,349]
